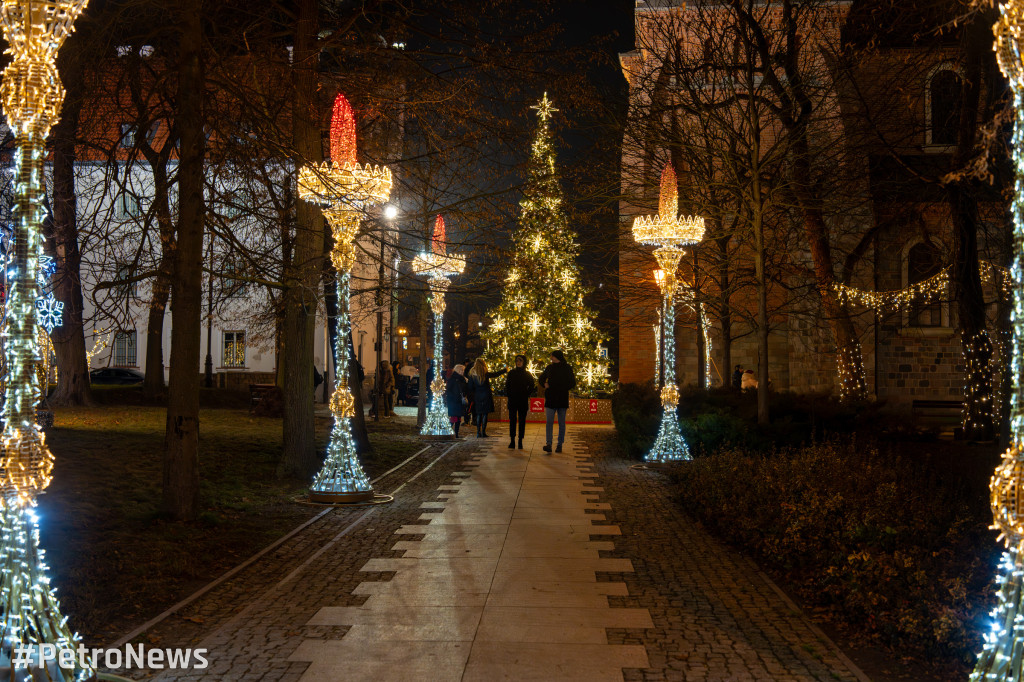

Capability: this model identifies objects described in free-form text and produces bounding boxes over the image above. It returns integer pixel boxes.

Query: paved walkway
[149,424,868,681]
[288,427,650,681]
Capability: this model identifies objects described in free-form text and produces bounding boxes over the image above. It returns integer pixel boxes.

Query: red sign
[530,398,545,412]
[589,399,599,414]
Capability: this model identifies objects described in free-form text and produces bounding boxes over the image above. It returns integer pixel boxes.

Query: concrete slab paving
[296,428,651,681]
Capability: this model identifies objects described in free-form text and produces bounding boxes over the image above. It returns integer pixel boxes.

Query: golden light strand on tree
[297,93,391,504]
[973,4,1024,678]
[632,160,705,463]
[0,0,92,678]
[835,260,1011,311]
[412,215,465,438]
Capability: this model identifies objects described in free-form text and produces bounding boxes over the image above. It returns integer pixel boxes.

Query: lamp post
[298,93,391,504]
[973,6,1024,677]
[632,162,705,463]
[412,214,465,439]
[0,0,92,677]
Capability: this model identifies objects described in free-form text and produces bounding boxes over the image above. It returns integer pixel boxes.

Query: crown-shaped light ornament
[631,161,704,463]
[414,215,465,438]
[298,93,392,504]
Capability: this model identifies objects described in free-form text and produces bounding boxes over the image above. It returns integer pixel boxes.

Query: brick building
[617,0,1008,412]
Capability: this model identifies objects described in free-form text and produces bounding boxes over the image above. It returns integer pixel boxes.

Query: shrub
[611,382,660,459]
[669,439,994,669]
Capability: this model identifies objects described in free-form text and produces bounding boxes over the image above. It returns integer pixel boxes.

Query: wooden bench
[911,399,963,425]
[249,383,276,413]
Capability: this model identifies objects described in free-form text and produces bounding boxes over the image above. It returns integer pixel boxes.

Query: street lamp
[632,161,705,463]
[297,93,391,504]
[412,214,465,439]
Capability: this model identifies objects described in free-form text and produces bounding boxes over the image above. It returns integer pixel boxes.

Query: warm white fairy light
[413,214,464,438]
[0,0,92,678]
[973,6,1024,678]
[298,93,392,504]
[835,260,1011,311]
[632,160,704,463]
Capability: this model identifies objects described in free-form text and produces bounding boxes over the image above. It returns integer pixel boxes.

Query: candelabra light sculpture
[412,214,465,439]
[632,162,705,463]
[298,93,391,504]
[0,0,92,678]
[973,4,1024,677]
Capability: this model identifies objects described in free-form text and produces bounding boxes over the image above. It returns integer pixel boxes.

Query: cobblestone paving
[149,441,481,681]
[579,427,869,682]
[124,425,873,681]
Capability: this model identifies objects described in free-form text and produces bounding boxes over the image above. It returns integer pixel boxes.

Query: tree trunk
[142,160,175,399]
[949,12,996,442]
[417,294,428,427]
[162,0,204,522]
[347,331,371,454]
[47,44,93,407]
[716,234,732,389]
[693,251,706,389]
[278,0,325,479]
[753,211,770,426]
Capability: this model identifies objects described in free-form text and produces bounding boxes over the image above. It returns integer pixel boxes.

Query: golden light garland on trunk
[0,0,92,678]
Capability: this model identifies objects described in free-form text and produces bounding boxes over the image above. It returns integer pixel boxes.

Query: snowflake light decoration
[35,294,62,333]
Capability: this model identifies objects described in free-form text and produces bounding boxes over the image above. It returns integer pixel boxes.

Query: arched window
[927,68,962,147]
[906,242,943,327]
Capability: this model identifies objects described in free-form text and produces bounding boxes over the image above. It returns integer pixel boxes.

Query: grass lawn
[36,392,423,644]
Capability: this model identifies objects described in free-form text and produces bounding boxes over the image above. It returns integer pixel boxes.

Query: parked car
[90,368,145,385]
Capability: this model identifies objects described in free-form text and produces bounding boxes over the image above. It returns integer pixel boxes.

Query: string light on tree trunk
[297,93,392,504]
[632,161,705,463]
[0,0,92,678]
[972,5,1024,677]
[412,214,465,438]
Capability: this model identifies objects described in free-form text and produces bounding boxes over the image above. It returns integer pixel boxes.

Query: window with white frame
[926,66,963,147]
[223,259,246,297]
[115,263,138,298]
[223,330,246,368]
[113,329,137,367]
[119,123,135,148]
[118,192,142,218]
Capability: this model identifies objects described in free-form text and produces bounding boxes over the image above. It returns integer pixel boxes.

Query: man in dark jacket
[538,349,575,453]
[505,354,536,450]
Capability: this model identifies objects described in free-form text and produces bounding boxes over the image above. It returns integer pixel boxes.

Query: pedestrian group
[445,349,577,453]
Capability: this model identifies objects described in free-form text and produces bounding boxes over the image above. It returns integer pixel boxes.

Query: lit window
[113,329,137,367]
[223,330,246,368]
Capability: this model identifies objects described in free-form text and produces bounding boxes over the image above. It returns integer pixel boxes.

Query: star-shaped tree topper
[530,92,558,121]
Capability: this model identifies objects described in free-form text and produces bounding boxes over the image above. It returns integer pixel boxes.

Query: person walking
[538,350,575,453]
[731,364,743,390]
[505,354,536,450]
[445,364,469,437]
[467,359,507,438]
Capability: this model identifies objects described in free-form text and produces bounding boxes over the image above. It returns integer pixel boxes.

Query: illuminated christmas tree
[481,94,609,392]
